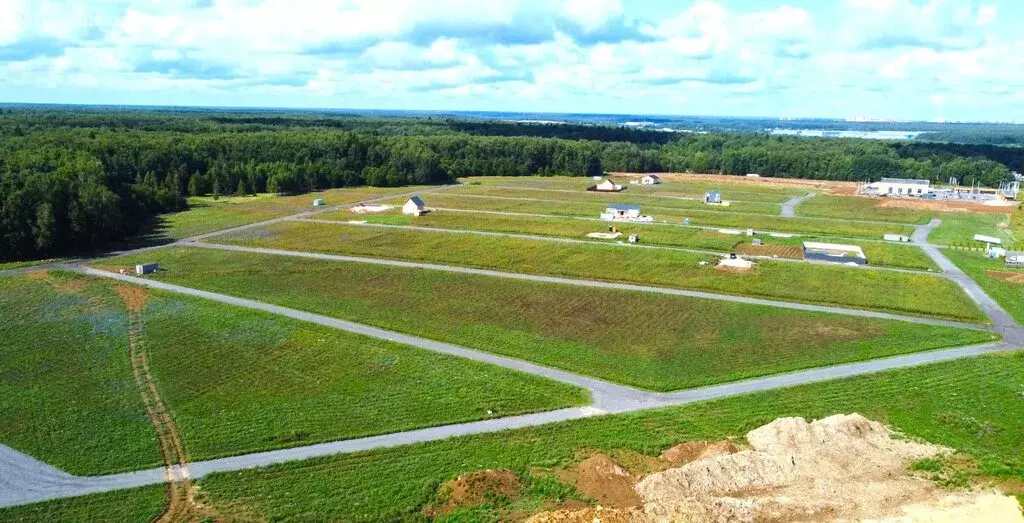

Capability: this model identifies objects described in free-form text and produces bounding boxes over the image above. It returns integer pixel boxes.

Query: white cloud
[840,0,997,51]
[0,0,27,46]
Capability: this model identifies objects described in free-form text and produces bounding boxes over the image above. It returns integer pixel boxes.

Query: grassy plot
[0,272,160,475]
[0,485,168,523]
[101,248,994,391]
[324,208,940,271]
[136,289,586,461]
[169,352,1022,521]
[212,221,984,321]
[149,186,433,241]
[398,193,915,239]
[796,194,932,224]
[448,185,783,215]
[945,249,1024,325]
[461,176,805,203]
[927,211,1017,248]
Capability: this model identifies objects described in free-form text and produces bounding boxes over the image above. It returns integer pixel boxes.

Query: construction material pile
[528,414,1023,522]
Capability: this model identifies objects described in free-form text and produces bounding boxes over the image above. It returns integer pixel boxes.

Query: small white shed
[590,179,624,192]
[135,263,159,275]
[312,198,325,207]
[641,174,661,185]
[402,196,427,216]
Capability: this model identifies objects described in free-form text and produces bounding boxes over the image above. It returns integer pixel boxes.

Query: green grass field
[323,207,940,271]
[399,192,915,239]
[0,271,583,473]
[139,289,585,461]
[211,220,984,321]
[449,185,783,215]
[0,258,66,271]
[101,248,994,391]
[796,194,932,224]
[927,211,1018,248]
[0,486,168,523]
[18,352,1018,522]
[0,272,161,474]
[462,176,807,203]
[149,186,432,241]
[945,249,1024,325]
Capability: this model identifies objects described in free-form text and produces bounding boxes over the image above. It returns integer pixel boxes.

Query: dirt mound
[433,469,522,515]
[529,414,1023,522]
[116,285,151,313]
[574,453,642,508]
[660,441,739,466]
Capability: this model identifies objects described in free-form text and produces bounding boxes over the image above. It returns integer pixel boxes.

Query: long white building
[861,178,931,196]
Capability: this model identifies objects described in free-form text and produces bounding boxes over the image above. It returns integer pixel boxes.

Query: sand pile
[528,414,1023,523]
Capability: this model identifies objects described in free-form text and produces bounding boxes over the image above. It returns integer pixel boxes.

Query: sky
[0,0,1021,121]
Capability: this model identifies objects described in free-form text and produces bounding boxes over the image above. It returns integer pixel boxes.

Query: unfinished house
[802,242,868,265]
[600,204,642,221]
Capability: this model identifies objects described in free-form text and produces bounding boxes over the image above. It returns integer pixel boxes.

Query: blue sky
[1,0,1021,121]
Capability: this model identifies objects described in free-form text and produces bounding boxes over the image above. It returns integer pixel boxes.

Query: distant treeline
[0,108,1020,261]
[918,129,1024,147]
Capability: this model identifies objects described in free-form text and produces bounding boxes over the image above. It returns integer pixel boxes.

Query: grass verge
[945,248,1024,325]
[796,194,931,224]
[0,486,168,523]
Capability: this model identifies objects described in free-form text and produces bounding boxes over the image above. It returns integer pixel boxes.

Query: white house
[862,178,931,197]
[312,198,325,207]
[705,190,722,204]
[641,174,661,185]
[600,204,642,221]
[402,196,427,216]
[590,179,624,192]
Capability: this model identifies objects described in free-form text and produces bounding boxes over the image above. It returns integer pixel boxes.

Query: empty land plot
[398,193,915,239]
[0,272,161,475]
[142,352,1024,521]
[927,212,1017,247]
[210,221,984,321]
[945,249,1024,325]
[100,248,993,391]
[449,185,783,215]
[121,287,586,461]
[0,485,168,523]
[462,176,805,203]
[796,195,932,224]
[325,210,940,271]
[151,186,433,241]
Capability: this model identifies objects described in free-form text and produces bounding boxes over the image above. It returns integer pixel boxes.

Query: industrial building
[861,178,930,196]
[802,242,868,265]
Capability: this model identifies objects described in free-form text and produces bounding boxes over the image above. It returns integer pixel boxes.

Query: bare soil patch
[53,278,86,293]
[733,243,804,259]
[573,453,642,508]
[25,270,48,280]
[876,198,1014,215]
[610,172,847,191]
[429,469,523,516]
[116,285,151,313]
[985,270,1024,284]
[527,414,1023,522]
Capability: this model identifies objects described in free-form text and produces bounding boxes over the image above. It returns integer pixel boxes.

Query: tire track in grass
[116,285,213,522]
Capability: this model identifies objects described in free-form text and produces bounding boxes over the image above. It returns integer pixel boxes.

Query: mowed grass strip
[0,272,161,475]
[182,352,1024,521]
[796,194,932,224]
[449,185,783,215]
[102,248,994,391]
[153,185,433,241]
[323,208,941,271]
[945,249,1024,325]
[137,289,586,461]
[392,192,915,239]
[927,211,1017,247]
[0,485,168,523]
[212,221,984,321]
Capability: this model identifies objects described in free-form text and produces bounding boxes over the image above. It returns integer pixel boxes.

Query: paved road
[780,193,815,217]
[186,241,988,330]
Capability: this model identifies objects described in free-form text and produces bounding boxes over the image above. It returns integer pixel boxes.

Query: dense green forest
[1,108,1020,261]
[917,129,1024,146]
